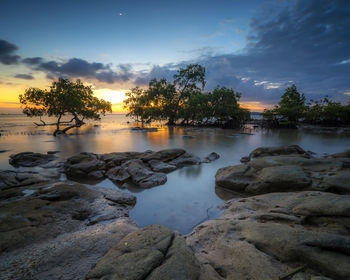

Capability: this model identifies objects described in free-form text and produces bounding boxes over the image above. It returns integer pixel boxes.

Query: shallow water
[1,114,349,233]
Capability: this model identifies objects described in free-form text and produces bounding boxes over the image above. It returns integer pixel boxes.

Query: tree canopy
[262,85,350,127]
[19,78,112,135]
[123,64,249,126]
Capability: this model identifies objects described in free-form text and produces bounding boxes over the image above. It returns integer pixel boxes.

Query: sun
[94,88,128,113]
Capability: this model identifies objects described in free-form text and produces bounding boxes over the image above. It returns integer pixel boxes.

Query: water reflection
[1,114,350,233]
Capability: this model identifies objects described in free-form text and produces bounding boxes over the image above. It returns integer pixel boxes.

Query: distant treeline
[262,84,350,127]
[123,64,250,127]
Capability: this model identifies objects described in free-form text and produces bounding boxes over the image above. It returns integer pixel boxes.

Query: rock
[202,152,220,163]
[215,146,349,195]
[240,156,250,163]
[249,145,310,159]
[327,150,350,158]
[87,225,201,280]
[0,170,51,190]
[246,165,312,194]
[124,159,154,183]
[215,165,251,191]
[88,170,105,180]
[321,171,350,193]
[9,152,57,167]
[141,148,186,162]
[65,153,105,179]
[103,189,136,206]
[0,182,136,253]
[138,172,167,188]
[148,160,177,172]
[187,191,350,280]
[47,150,60,154]
[168,152,201,167]
[0,218,137,280]
[101,152,140,166]
[106,166,131,182]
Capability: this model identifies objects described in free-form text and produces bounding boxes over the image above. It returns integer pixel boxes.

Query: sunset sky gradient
[0,0,349,113]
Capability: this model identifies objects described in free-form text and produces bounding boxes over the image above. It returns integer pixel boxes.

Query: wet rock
[141,148,186,162]
[9,152,57,167]
[240,156,250,163]
[0,170,50,190]
[148,160,177,172]
[47,150,60,154]
[320,171,350,193]
[88,170,105,180]
[124,159,154,183]
[106,166,131,182]
[103,189,136,206]
[168,152,201,167]
[249,145,310,159]
[327,150,350,158]
[65,152,105,179]
[138,172,167,188]
[202,152,220,163]
[87,225,201,280]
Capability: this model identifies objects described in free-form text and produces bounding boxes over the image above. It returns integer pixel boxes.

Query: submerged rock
[202,152,220,163]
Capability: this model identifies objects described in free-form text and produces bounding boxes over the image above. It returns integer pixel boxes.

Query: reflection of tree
[178,165,202,178]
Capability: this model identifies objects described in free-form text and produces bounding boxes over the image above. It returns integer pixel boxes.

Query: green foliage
[123,65,248,126]
[263,85,350,127]
[19,78,112,135]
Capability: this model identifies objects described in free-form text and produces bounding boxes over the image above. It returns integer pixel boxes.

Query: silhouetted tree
[20,78,112,136]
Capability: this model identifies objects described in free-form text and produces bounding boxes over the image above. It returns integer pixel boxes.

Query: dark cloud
[133,0,350,104]
[0,39,20,65]
[22,57,43,65]
[135,65,177,85]
[14,74,34,80]
[24,57,133,83]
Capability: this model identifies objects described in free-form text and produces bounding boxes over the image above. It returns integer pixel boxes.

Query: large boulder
[87,225,201,280]
[9,152,57,167]
[216,147,350,195]
[187,191,350,280]
[248,145,310,160]
[64,152,106,179]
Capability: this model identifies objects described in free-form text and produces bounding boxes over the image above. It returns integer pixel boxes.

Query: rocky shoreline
[0,146,349,279]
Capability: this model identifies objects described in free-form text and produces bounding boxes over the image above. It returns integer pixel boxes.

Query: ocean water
[1,114,349,233]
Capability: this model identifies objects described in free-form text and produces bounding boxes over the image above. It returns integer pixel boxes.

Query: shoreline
[1,145,349,279]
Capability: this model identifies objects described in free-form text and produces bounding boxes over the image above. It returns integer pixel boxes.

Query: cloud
[24,57,133,83]
[14,74,34,80]
[0,39,20,65]
[131,0,350,104]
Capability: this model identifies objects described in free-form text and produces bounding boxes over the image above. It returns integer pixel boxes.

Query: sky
[0,0,349,113]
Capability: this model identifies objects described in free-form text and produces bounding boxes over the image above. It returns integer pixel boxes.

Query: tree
[19,78,112,136]
[275,84,306,123]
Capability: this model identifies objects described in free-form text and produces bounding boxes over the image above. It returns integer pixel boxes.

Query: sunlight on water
[1,114,350,233]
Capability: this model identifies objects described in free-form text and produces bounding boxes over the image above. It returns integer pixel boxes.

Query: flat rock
[87,225,201,280]
[168,152,201,167]
[0,170,51,190]
[249,145,310,160]
[141,148,186,162]
[9,152,57,167]
[148,160,177,172]
[187,191,350,280]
